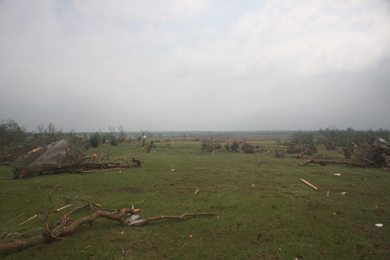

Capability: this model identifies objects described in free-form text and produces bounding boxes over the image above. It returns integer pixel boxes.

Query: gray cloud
[1,0,389,132]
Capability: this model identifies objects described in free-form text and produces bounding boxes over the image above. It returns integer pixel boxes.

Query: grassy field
[0,140,389,259]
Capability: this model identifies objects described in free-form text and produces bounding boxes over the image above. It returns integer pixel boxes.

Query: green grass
[1,141,389,259]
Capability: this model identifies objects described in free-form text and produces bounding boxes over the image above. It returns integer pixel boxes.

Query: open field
[0,140,389,259]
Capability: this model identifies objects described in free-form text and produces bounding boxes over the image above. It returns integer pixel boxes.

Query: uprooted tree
[12,138,141,179]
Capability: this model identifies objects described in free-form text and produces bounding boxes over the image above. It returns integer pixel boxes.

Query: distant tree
[0,119,27,146]
[37,124,44,135]
[377,128,389,142]
[366,128,375,137]
[231,141,240,152]
[319,127,339,150]
[242,143,255,153]
[290,130,314,145]
[108,125,119,145]
[89,132,101,148]
[47,122,56,137]
[140,129,150,146]
[117,125,126,143]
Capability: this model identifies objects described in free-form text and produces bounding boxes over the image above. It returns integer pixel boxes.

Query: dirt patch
[314,171,330,175]
[220,230,231,236]
[373,243,390,252]
[116,187,143,193]
[274,173,287,176]
[90,190,107,196]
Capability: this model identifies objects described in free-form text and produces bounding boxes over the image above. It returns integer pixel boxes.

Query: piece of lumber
[54,204,73,212]
[300,179,318,190]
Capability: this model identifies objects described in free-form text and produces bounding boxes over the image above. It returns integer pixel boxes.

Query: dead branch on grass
[1,197,217,255]
[0,207,139,255]
[128,213,219,226]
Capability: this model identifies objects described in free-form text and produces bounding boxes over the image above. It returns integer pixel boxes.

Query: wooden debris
[300,179,318,190]
[194,189,199,195]
[19,215,37,226]
[54,204,73,212]
[13,214,24,219]
[299,154,320,166]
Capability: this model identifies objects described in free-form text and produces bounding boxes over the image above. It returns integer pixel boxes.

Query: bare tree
[117,125,126,143]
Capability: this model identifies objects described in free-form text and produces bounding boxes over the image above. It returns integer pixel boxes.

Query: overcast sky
[1,0,390,132]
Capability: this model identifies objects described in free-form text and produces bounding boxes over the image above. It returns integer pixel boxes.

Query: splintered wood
[300,179,318,190]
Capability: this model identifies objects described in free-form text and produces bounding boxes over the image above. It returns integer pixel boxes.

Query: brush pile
[353,136,390,168]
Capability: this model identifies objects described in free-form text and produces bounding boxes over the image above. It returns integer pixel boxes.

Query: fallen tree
[12,139,141,179]
[300,136,390,169]
[0,205,140,255]
[0,200,218,255]
[299,155,365,167]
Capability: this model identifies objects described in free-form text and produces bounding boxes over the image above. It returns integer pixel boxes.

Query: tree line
[289,127,389,150]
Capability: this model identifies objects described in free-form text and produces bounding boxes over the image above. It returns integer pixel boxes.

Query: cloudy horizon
[1,0,390,132]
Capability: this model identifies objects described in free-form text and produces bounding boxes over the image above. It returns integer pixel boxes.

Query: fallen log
[299,154,320,166]
[13,160,140,179]
[299,157,366,167]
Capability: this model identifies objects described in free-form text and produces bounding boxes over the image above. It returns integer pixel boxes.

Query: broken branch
[18,215,37,226]
[54,204,73,212]
[129,213,219,226]
[1,208,140,255]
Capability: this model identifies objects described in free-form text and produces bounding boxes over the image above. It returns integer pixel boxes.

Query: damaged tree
[12,139,141,179]
[300,136,390,168]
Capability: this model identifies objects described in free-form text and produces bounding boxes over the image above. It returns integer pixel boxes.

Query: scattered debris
[341,192,348,196]
[375,224,383,227]
[18,214,37,226]
[334,173,341,176]
[194,189,199,195]
[252,184,255,188]
[300,179,318,190]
